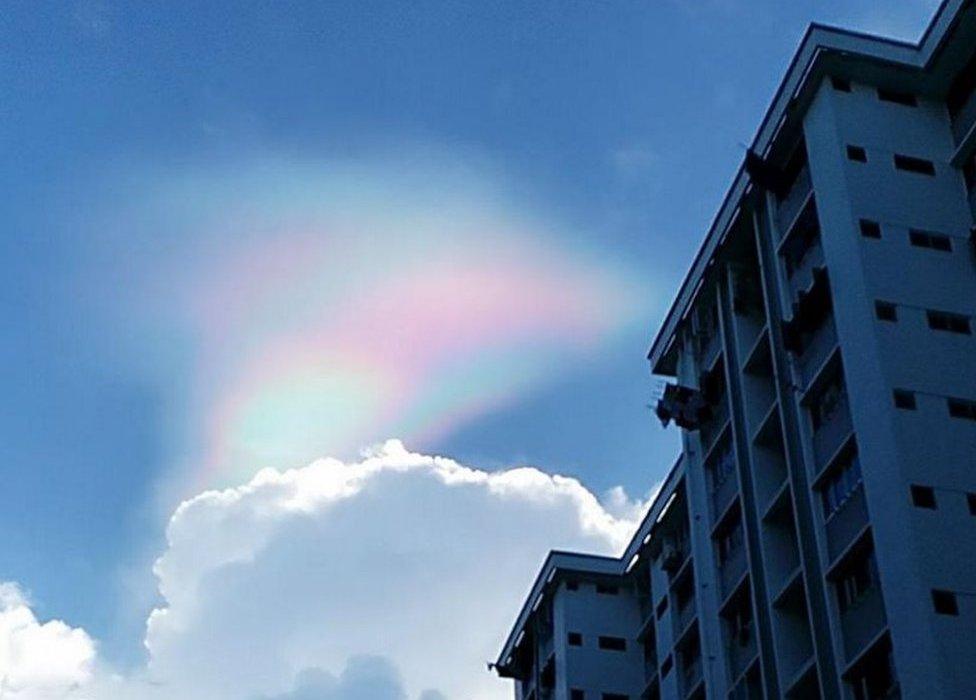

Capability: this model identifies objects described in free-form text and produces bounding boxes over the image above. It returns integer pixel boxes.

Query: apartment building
[493,1,976,698]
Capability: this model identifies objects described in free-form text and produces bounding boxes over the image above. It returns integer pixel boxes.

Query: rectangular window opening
[831,76,852,92]
[926,310,971,335]
[877,88,918,106]
[875,301,897,322]
[910,229,953,252]
[894,154,936,176]
[967,492,976,516]
[859,219,882,239]
[571,690,585,700]
[597,636,627,652]
[846,145,868,163]
[893,389,916,410]
[601,694,628,700]
[910,484,937,509]
[948,398,976,421]
[568,632,583,647]
[932,589,959,616]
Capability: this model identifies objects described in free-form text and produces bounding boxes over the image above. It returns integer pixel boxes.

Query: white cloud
[3,442,645,700]
[0,583,96,699]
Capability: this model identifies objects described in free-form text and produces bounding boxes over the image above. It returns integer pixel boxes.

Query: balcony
[727,633,759,687]
[711,466,738,522]
[680,654,703,698]
[841,585,887,662]
[796,320,837,389]
[787,242,824,312]
[696,331,722,373]
[825,484,869,565]
[719,545,748,601]
[812,397,853,474]
[673,596,696,640]
[700,399,730,453]
[777,165,813,235]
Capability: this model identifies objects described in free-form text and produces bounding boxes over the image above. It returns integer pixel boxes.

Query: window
[926,310,971,335]
[894,154,936,175]
[568,632,583,647]
[948,398,976,421]
[859,219,881,239]
[893,389,916,410]
[846,145,868,162]
[601,694,628,700]
[716,519,744,566]
[877,88,917,107]
[596,584,619,595]
[709,443,736,492]
[821,453,863,519]
[655,596,668,619]
[910,484,937,509]
[849,642,898,700]
[968,492,976,516]
[932,589,959,616]
[830,76,851,92]
[909,229,953,251]
[874,301,897,322]
[812,379,846,430]
[598,636,627,652]
[571,690,585,700]
[837,552,877,613]
[831,76,852,92]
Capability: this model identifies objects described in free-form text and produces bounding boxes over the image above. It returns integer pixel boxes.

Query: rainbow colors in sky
[99,152,654,488]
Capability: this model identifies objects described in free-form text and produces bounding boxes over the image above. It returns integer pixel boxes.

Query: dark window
[846,145,868,162]
[660,655,673,677]
[568,632,583,647]
[948,398,976,421]
[877,88,917,107]
[967,492,976,516]
[598,636,627,652]
[850,642,898,700]
[716,519,744,566]
[894,154,936,175]
[947,47,976,118]
[821,453,863,519]
[932,589,959,616]
[859,219,882,239]
[596,584,619,595]
[601,694,628,700]
[655,596,668,619]
[965,154,976,192]
[571,690,585,700]
[909,229,953,251]
[893,389,916,410]
[875,301,897,322]
[910,484,937,509]
[831,77,852,92]
[566,580,579,591]
[926,310,971,335]
[812,378,846,430]
[837,552,877,613]
[708,443,736,493]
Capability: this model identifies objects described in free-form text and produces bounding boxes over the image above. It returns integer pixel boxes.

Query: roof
[492,454,685,675]
[647,0,975,375]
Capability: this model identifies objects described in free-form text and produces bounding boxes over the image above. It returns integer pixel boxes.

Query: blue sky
[0,2,938,697]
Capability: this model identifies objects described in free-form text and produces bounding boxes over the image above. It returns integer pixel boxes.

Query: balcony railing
[711,469,738,521]
[681,655,703,697]
[841,586,887,662]
[826,485,869,564]
[777,165,812,234]
[812,399,853,473]
[674,600,696,638]
[726,633,758,686]
[787,240,824,301]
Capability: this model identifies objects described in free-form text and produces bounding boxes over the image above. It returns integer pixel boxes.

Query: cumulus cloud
[4,442,645,700]
[0,583,95,699]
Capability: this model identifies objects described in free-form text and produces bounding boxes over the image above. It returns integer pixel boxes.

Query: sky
[0,1,939,698]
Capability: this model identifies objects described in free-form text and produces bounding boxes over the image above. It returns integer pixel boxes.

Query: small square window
[831,77,852,92]
[893,389,916,410]
[875,301,897,322]
[571,690,585,700]
[859,219,882,238]
[877,88,918,107]
[894,154,936,175]
[846,145,868,162]
[568,632,583,647]
[597,636,627,652]
[967,492,976,516]
[932,589,959,616]
[910,484,937,509]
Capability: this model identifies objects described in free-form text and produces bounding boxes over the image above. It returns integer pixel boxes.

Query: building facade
[494,1,976,698]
